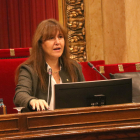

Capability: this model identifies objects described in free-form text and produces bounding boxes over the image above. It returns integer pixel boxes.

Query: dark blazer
[13,61,85,111]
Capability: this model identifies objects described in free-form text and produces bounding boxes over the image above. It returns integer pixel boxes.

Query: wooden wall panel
[125,0,140,63]
[58,0,63,25]
[84,0,104,61]
[84,0,140,64]
[102,0,127,64]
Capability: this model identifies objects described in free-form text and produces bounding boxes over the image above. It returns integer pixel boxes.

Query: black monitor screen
[54,78,132,109]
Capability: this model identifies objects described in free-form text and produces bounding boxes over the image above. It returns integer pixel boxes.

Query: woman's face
[42,31,65,61]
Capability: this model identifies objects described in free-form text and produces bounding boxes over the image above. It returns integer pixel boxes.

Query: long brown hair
[15,19,79,89]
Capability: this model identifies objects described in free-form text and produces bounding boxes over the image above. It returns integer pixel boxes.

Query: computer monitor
[54,78,132,109]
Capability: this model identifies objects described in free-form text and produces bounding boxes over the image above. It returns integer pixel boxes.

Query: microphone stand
[88,62,107,80]
[47,68,52,106]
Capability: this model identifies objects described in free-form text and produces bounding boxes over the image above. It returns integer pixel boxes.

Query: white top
[47,64,62,110]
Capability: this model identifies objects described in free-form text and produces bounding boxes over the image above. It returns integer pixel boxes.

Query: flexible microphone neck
[88,62,107,80]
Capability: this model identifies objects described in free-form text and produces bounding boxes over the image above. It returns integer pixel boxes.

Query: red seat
[96,62,140,80]
[0,58,27,114]
[0,48,31,58]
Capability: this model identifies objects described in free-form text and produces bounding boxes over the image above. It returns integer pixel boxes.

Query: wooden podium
[1,103,140,140]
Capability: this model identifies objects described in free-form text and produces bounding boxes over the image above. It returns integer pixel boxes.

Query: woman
[14,19,85,112]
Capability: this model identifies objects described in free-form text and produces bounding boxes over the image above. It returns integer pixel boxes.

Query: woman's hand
[29,99,49,111]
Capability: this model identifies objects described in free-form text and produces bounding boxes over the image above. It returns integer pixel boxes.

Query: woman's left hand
[29,99,49,111]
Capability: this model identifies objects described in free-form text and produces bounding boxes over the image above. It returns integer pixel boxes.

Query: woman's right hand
[29,99,49,111]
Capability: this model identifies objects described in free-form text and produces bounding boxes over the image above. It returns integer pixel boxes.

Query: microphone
[88,62,107,80]
[47,68,52,106]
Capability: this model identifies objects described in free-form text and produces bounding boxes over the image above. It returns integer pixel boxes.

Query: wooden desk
[1,103,140,140]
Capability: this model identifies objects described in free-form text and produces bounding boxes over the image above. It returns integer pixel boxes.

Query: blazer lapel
[59,69,71,83]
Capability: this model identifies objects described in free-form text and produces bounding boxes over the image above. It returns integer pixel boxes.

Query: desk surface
[1,103,140,140]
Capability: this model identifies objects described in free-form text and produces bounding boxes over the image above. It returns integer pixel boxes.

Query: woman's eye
[49,37,54,40]
[58,35,63,38]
